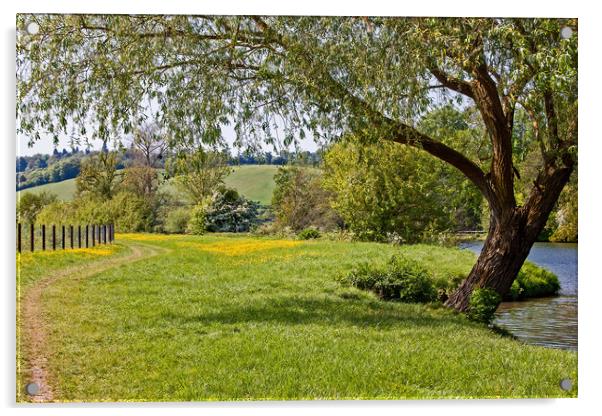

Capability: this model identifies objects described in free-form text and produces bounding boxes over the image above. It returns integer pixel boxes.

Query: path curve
[20,242,165,402]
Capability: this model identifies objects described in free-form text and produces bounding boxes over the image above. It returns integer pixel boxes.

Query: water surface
[460,242,577,350]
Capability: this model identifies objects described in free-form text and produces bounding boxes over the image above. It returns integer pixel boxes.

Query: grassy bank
[17,234,576,401]
[345,244,560,301]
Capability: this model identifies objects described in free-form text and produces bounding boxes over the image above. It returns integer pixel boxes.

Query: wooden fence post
[42,225,46,251]
[17,223,22,253]
[70,225,74,249]
[52,225,56,250]
[62,225,65,250]
[85,225,89,248]
[78,225,82,248]
[30,223,34,252]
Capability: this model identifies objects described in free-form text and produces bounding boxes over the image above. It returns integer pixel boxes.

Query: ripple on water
[494,296,577,350]
[460,242,578,350]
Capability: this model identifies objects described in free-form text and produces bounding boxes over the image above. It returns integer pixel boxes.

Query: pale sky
[16,123,320,157]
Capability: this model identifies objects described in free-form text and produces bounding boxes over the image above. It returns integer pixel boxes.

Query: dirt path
[19,242,164,403]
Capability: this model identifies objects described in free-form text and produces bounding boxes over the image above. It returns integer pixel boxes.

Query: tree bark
[445,165,574,312]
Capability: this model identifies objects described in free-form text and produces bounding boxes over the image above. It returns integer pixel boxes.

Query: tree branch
[251,17,491,200]
[429,67,475,99]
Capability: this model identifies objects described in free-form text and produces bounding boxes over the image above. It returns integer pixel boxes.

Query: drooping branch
[250,17,491,200]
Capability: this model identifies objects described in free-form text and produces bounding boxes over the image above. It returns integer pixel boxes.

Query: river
[460,241,577,351]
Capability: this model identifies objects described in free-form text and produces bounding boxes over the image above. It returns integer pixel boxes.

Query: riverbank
[17,234,576,401]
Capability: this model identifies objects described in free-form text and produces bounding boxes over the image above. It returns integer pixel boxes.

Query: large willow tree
[17,15,577,311]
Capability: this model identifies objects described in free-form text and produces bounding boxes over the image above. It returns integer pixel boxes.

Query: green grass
[18,165,281,205]
[224,165,280,205]
[18,234,577,401]
[18,177,78,201]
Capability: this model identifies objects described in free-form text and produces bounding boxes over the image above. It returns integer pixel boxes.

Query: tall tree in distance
[76,151,121,200]
[131,123,167,168]
[172,148,232,205]
[17,15,577,312]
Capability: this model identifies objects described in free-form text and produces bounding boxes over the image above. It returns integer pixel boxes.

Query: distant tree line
[17,142,323,192]
[230,150,322,167]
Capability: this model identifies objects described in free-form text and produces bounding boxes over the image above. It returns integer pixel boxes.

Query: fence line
[16,223,114,253]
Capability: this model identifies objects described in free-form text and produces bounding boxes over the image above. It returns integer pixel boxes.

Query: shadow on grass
[161,295,466,330]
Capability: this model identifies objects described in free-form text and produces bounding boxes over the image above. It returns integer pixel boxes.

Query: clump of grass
[508,262,560,300]
[297,228,321,240]
[342,255,437,302]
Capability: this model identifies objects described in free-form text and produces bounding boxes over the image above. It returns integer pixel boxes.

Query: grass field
[18,165,280,205]
[224,165,280,205]
[17,233,577,402]
[18,178,78,201]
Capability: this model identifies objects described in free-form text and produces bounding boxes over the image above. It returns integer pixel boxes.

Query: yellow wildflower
[177,239,301,256]
[117,233,181,242]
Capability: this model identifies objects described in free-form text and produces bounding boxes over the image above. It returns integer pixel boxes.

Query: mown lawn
[18,233,577,401]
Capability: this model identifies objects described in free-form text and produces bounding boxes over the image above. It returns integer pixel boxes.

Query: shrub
[36,200,78,226]
[17,191,58,223]
[467,288,501,324]
[509,262,560,300]
[342,256,436,303]
[164,207,191,234]
[343,262,386,291]
[204,188,259,232]
[187,203,207,235]
[35,191,155,233]
[106,192,155,232]
[298,228,321,240]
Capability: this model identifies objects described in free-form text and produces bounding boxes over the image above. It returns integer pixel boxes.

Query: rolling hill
[18,164,281,206]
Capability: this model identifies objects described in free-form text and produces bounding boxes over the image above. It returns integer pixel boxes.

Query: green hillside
[18,178,78,201]
[224,165,280,205]
[18,164,281,205]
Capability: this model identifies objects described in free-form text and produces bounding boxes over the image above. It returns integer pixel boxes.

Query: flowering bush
[203,188,260,232]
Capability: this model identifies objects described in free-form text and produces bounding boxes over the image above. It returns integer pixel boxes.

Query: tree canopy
[17,17,576,180]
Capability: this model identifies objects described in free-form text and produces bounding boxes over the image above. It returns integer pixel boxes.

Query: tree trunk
[445,166,574,312]
[445,209,534,311]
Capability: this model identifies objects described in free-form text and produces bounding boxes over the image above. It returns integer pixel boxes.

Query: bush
[17,191,58,223]
[467,288,501,324]
[323,129,482,243]
[107,192,155,232]
[35,191,155,233]
[343,262,386,291]
[164,207,191,234]
[507,262,560,300]
[342,256,436,302]
[298,228,321,240]
[204,188,259,232]
[187,203,207,235]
